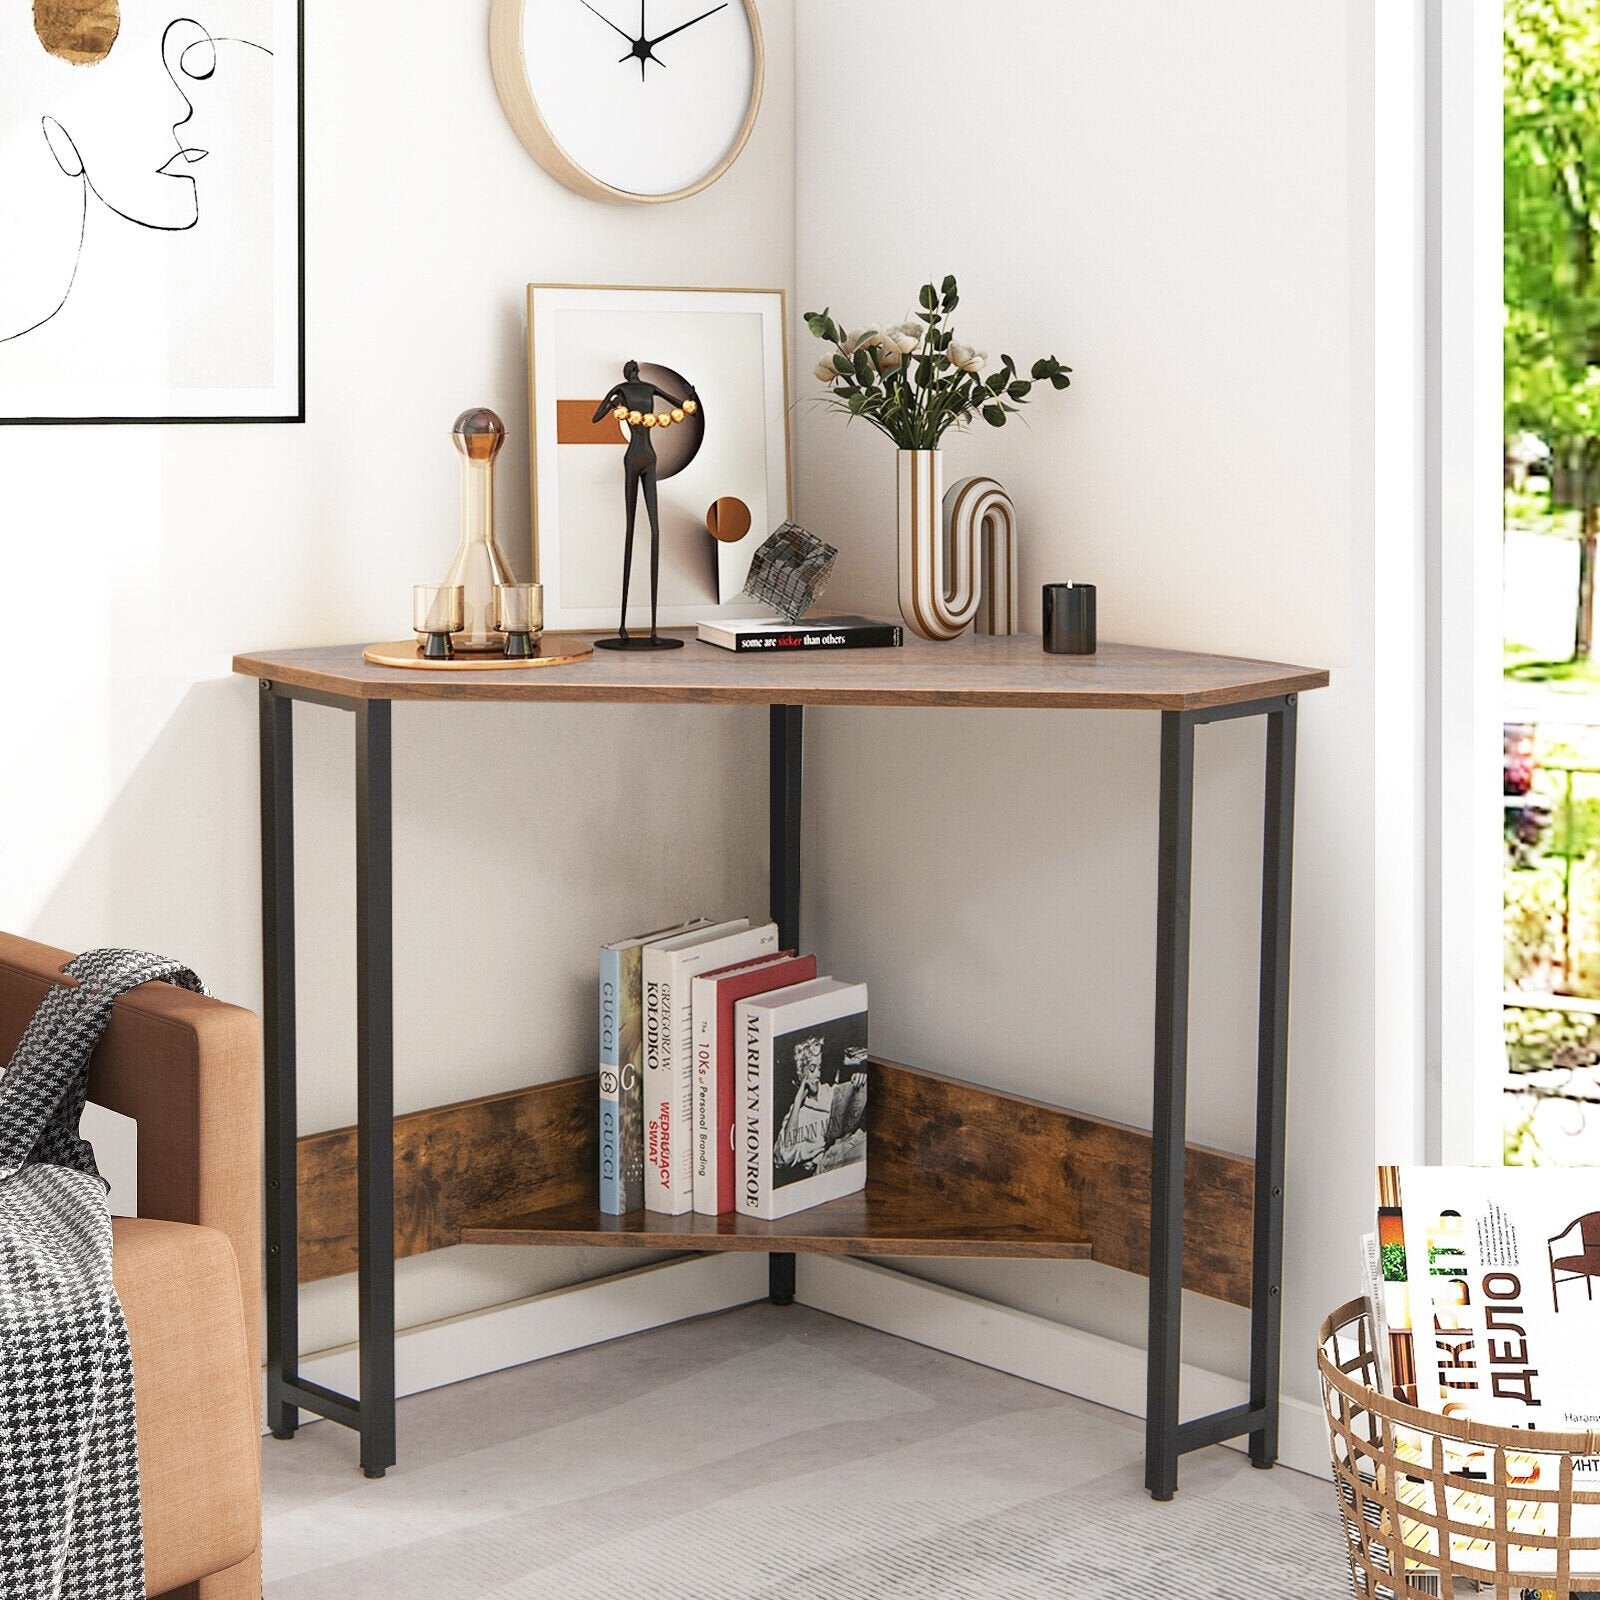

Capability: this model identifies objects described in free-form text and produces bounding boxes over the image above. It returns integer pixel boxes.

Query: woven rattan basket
[1320,1297,1600,1598]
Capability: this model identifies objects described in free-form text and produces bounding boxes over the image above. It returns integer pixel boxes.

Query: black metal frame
[1144,694,1298,1499]
[260,683,396,1477]
[256,685,1299,1499]
[5,0,307,427]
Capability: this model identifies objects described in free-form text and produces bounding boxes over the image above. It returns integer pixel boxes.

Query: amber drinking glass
[413,584,464,660]
[496,583,543,659]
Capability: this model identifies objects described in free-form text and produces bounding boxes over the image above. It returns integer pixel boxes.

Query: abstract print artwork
[526,285,791,632]
[0,0,303,422]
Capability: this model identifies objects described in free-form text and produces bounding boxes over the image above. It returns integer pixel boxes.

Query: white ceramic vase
[896,449,1019,640]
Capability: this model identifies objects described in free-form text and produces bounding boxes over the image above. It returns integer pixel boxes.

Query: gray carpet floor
[261,1303,1349,1598]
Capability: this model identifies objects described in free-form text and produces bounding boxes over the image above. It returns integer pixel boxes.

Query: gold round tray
[362,636,596,671]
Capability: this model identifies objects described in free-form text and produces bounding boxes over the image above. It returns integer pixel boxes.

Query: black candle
[1043,583,1096,655]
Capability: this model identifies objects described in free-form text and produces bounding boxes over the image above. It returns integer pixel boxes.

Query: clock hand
[577,0,634,45]
[645,1,729,49]
[640,0,646,79]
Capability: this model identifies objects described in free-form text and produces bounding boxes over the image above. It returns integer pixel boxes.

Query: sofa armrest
[0,931,262,1384]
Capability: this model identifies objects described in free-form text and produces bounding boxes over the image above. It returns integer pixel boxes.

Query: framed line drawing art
[0,0,304,424]
[526,284,792,634]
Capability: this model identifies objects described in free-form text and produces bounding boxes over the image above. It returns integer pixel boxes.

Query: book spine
[617,945,648,1213]
[731,627,902,652]
[692,976,719,1215]
[1376,1166,1418,1407]
[642,965,678,1213]
[598,946,623,1215]
[1360,1231,1392,1395]
[737,1003,773,1219]
[670,956,697,1213]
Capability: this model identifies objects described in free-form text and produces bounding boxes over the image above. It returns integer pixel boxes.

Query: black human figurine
[591,360,700,651]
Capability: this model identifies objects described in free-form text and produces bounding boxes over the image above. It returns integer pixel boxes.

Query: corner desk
[232,630,1329,1498]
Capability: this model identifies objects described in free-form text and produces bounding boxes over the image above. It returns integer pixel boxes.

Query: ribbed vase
[896,449,978,641]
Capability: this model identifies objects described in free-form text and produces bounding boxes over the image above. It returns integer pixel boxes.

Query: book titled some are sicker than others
[696,615,903,652]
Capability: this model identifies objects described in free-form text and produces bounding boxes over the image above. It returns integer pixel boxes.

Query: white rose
[882,325,919,355]
[948,342,987,373]
[815,356,841,384]
[843,328,880,354]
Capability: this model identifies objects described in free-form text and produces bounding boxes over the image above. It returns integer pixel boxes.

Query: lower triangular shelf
[293,1057,1255,1305]
[459,1184,1091,1259]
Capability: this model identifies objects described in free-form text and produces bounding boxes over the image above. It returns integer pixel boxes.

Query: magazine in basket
[1388,1165,1600,1451]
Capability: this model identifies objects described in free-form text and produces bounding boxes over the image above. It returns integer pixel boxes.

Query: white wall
[2,0,1415,1424]
[2,0,795,1352]
[792,0,1398,1404]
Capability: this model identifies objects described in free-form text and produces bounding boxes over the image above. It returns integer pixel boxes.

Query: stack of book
[598,918,869,1222]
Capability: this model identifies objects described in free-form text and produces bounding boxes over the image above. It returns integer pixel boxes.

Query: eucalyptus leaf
[982,404,1006,427]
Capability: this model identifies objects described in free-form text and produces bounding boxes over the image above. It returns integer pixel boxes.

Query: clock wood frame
[489,0,766,205]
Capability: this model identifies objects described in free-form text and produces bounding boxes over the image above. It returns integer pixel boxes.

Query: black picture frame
[0,0,306,427]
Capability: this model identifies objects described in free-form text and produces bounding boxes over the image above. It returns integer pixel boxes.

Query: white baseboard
[794,1255,1330,1481]
[275,1251,767,1427]
[276,1250,1329,1484]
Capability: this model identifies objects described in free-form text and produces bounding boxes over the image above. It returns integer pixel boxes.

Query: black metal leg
[769,703,803,1305]
[1146,710,1196,1500]
[769,704,803,949]
[1141,694,1300,1498]
[768,1251,796,1306]
[355,701,397,1478]
[1248,697,1297,1469]
[261,685,300,1441]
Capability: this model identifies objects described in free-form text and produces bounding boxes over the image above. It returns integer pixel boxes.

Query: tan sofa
[0,932,261,1600]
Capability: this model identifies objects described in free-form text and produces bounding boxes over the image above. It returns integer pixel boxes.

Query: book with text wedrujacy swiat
[598,918,712,1215]
[696,615,904,652]
[690,950,818,1216]
[737,978,868,1222]
[642,920,779,1215]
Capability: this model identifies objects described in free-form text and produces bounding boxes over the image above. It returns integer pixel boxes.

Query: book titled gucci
[597,919,710,1215]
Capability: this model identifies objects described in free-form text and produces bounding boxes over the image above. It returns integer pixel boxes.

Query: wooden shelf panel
[236,634,1328,712]
[460,1187,1091,1259]
[294,1059,1255,1303]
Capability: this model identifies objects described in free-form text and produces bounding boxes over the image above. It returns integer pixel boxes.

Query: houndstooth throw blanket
[0,949,206,1600]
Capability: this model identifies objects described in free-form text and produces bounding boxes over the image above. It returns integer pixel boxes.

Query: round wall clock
[489,0,764,204]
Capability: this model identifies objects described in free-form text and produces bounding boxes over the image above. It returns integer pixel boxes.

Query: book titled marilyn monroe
[736,977,868,1222]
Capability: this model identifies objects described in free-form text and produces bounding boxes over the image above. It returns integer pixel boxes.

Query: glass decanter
[440,407,513,652]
